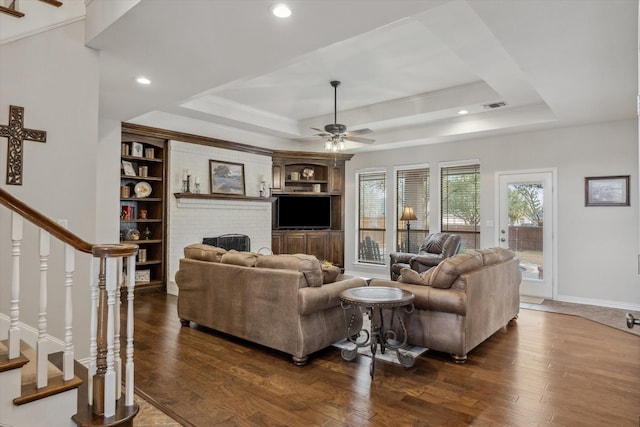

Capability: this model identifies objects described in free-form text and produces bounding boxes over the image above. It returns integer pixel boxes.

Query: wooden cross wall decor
[0,105,47,185]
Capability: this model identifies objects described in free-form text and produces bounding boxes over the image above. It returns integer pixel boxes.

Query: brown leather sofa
[175,244,364,365]
[371,247,521,363]
[389,232,462,280]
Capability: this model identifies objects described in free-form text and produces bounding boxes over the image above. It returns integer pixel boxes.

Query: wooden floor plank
[125,293,640,426]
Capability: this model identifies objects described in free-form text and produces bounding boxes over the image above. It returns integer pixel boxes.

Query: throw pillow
[472,248,501,266]
[398,267,427,285]
[322,264,341,284]
[255,254,323,287]
[427,251,483,289]
[494,247,515,261]
[221,250,259,267]
[183,244,227,263]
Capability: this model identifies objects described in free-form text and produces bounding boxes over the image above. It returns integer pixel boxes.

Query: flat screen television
[276,195,331,229]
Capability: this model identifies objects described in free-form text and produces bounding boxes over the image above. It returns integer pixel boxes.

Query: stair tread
[15,373,83,405]
[0,340,83,405]
[0,339,29,372]
[20,342,64,386]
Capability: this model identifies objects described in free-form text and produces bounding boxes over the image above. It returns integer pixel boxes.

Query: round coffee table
[339,286,415,379]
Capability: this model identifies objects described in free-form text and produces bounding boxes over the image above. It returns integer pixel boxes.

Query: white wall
[0,21,101,357]
[345,119,640,310]
[166,140,272,295]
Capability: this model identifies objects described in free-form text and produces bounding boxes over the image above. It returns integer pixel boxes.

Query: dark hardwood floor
[128,292,640,426]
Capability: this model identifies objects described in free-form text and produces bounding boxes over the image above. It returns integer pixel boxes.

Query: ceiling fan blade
[344,136,375,144]
[346,128,374,136]
[310,127,329,134]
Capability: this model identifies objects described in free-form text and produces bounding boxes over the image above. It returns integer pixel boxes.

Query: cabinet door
[284,232,306,254]
[329,231,345,267]
[329,165,344,194]
[272,163,284,191]
[306,232,328,261]
[271,232,283,255]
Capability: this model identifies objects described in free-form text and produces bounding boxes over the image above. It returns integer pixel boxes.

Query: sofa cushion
[184,244,227,263]
[255,254,323,287]
[221,250,259,267]
[427,251,483,289]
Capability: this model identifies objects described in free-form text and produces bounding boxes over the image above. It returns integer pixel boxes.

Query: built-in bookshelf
[120,128,167,293]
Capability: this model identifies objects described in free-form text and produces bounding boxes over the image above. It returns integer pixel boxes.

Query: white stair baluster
[88,257,99,405]
[125,253,136,406]
[104,257,118,417]
[114,258,122,398]
[61,219,75,382]
[37,230,50,389]
[9,212,22,359]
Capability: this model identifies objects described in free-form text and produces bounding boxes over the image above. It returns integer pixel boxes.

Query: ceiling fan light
[339,139,345,151]
[325,140,332,151]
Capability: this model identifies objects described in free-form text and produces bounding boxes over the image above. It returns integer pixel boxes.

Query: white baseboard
[0,313,65,352]
[555,294,640,312]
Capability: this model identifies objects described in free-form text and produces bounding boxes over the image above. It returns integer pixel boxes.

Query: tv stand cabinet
[271,151,352,266]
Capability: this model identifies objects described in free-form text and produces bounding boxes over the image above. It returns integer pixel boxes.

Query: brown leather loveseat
[175,244,365,365]
[371,247,521,363]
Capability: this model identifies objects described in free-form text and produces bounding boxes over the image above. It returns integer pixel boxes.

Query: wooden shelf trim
[174,193,275,202]
[121,155,163,163]
[121,175,163,181]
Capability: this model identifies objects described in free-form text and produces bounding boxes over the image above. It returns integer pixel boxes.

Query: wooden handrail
[0,187,137,257]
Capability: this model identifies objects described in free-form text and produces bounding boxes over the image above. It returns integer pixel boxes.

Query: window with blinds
[396,167,429,252]
[358,171,386,264]
[440,163,480,250]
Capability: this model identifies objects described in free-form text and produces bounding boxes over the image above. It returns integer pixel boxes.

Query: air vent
[483,101,507,109]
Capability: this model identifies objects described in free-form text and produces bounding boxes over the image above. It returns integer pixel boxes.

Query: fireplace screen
[202,234,250,252]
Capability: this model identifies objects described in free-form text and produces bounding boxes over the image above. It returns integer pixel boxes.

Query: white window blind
[440,163,480,250]
[396,167,429,252]
[358,171,386,264]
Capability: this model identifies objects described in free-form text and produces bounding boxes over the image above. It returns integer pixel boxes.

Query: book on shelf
[121,205,135,221]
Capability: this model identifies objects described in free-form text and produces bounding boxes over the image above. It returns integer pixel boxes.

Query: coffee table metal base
[339,286,415,379]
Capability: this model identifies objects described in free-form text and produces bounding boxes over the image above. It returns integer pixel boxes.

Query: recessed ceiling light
[458,110,469,115]
[136,77,151,85]
[272,4,291,18]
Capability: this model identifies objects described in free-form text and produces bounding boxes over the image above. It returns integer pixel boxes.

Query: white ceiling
[87,0,638,153]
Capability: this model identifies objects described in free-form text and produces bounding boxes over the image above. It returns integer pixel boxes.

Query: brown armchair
[389,232,462,280]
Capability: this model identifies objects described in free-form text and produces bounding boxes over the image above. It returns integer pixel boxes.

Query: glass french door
[498,171,554,299]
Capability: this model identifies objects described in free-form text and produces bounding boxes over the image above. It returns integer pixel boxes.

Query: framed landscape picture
[585,175,630,206]
[209,160,245,195]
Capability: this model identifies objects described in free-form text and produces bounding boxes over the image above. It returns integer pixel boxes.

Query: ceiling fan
[310,81,375,152]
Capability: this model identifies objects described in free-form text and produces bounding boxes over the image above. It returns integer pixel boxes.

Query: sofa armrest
[298,277,367,315]
[390,252,414,264]
[368,278,466,316]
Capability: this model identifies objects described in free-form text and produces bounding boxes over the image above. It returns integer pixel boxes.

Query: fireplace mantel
[173,193,275,202]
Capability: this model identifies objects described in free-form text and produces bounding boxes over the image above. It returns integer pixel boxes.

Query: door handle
[500,238,506,242]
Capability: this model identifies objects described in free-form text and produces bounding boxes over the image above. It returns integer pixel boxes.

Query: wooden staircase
[0,188,140,426]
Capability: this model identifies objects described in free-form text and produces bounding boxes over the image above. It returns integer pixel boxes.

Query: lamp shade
[400,206,417,221]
